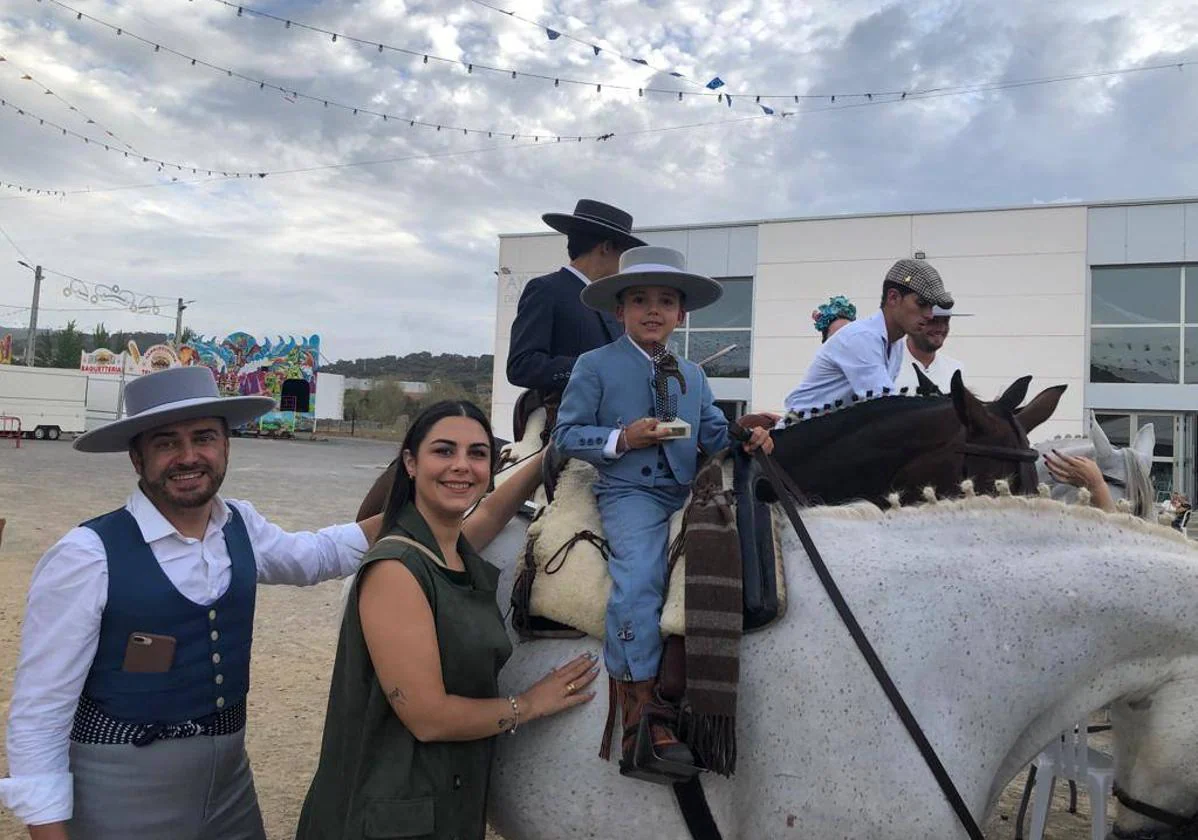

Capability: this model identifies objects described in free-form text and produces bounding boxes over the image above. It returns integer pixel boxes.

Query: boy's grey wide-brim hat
[73,366,275,453]
[885,258,954,309]
[581,245,724,315]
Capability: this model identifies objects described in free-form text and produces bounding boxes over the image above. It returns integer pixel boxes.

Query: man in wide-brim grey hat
[783,257,955,417]
[0,365,540,840]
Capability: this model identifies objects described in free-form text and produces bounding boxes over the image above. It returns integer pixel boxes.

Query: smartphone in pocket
[121,632,177,673]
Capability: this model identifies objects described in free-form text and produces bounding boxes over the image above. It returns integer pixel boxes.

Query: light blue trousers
[595,477,691,681]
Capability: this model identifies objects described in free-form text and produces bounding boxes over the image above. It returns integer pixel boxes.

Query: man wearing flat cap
[506,199,647,400]
[0,366,541,840]
[783,258,954,416]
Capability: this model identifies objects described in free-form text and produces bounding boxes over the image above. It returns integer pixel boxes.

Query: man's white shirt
[0,488,368,825]
[893,340,964,394]
[783,311,903,414]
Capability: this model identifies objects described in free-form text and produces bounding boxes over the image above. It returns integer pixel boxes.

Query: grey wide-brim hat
[74,365,275,453]
[932,305,972,317]
[885,258,954,309]
[581,245,723,314]
[542,199,647,249]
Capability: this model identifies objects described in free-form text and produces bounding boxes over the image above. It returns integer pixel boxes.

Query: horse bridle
[1112,785,1198,839]
[956,409,1041,490]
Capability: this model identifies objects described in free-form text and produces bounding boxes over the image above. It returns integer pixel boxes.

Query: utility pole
[174,297,186,345]
[17,262,41,367]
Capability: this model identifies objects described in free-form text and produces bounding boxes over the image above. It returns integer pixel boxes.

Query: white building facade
[491,198,1198,500]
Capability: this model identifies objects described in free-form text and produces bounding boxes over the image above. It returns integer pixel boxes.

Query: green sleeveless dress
[295,503,513,840]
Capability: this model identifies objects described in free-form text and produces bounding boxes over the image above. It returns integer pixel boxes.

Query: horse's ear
[1014,384,1068,434]
[950,370,988,431]
[913,365,942,397]
[995,375,1033,413]
[1090,412,1114,461]
[1131,423,1156,467]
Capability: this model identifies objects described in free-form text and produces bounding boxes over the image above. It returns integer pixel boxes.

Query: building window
[1090,265,1198,384]
[666,277,752,378]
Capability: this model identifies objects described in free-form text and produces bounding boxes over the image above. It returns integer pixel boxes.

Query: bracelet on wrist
[506,695,520,734]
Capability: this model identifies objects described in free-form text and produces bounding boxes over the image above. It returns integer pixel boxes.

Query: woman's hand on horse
[620,419,672,451]
[741,426,773,455]
[519,653,600,721]
[1045,450,1103,491]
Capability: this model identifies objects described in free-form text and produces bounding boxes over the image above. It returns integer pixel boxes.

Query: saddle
[509,448,786,640]
[512,388,560,447]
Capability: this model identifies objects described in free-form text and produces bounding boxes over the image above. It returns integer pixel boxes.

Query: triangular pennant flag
[705,76,725,90]
[546,28,561,40]
[593,45,601,55]
[632,58,648,65]
[669,71,683,78]
[726,94,732,107]
[761,105,775,115]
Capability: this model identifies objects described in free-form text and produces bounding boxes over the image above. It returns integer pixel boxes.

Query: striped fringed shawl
[678,454,742,776]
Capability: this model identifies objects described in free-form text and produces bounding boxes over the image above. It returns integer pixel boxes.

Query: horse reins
[1112,785,1198,839]
[733,426,987,840]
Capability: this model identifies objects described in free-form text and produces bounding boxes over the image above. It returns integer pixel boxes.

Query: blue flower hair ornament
[812,295,857,334]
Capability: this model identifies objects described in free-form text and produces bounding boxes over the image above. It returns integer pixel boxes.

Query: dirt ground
[0,436,1112,839]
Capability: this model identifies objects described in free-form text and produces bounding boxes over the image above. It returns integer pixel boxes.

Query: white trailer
[315,372,345,420]
[0,366,89,440]
[84,373,132,432]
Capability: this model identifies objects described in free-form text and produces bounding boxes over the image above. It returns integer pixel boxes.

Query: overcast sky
[0,0,1194,362]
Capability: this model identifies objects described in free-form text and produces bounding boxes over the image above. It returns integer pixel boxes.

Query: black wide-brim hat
[542,199,647,248]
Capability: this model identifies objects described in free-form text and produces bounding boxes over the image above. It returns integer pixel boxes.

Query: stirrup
[619,713,701,785]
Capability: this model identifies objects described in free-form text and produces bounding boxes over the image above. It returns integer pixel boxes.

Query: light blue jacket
[552,336,730,487]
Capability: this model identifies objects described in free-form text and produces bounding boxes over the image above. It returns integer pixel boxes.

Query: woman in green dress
[297,400,598,840]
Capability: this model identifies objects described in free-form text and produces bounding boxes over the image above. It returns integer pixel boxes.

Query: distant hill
[323,352,495,392]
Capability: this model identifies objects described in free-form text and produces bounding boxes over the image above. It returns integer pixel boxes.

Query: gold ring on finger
[565,682,576,694]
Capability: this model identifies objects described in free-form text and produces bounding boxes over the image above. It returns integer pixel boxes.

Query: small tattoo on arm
[387,687,407,706]
[497,717,513,731]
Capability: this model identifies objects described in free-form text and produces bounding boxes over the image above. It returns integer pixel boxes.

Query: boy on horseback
[552,245,772,777]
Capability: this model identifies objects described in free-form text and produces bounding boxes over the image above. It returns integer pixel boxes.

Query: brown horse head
[770,373,1057,506]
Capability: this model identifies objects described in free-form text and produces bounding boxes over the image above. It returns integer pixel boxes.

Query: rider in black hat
[506,199,647,398]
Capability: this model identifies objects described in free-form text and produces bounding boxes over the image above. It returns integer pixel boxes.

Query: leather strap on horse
[746,442,986,840]
[673,777,724,840]
[1112,784,1198,839]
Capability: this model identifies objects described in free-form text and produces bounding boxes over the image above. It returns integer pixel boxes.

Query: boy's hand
[619,418,672,451]
[741,426,773,455]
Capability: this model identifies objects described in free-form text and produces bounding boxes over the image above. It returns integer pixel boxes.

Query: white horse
[1035,414,1156,518]
[481,492,1198,840]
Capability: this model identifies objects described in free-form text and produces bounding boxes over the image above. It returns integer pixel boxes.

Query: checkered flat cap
[884,259,954,309]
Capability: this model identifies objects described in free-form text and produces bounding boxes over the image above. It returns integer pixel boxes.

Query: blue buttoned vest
[81,505,256,724]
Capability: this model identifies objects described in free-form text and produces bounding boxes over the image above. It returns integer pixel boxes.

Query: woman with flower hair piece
[812,295,857,343]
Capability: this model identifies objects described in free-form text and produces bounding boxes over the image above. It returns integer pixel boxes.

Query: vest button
[641,466,651,476]
[212,653,221,664]
[208,609,217,621]
[210,630,220,642]
[215,674,224,685]
[216,696,225,709]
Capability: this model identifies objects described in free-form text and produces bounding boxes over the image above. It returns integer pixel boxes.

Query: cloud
[0,0,1194,360]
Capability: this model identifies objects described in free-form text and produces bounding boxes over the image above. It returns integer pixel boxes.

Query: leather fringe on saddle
[677,454,743,777]
[510,521,605,639]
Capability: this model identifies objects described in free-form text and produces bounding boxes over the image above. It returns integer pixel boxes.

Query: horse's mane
[777,394,952,451]
[796,481,1193,549]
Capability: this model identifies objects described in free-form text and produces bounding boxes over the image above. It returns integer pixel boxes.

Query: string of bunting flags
[192,0,1197,114]
[0,54,141,153]
[1,179,66,198]
[0,93,271,178]
[42,0,614,142]
[462,0,714,93]
[196,0,895,108]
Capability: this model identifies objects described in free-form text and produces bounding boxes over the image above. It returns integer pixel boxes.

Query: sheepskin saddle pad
[518,456,786,639]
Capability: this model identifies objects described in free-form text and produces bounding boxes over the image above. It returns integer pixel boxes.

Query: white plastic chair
[1026,722,1115,840]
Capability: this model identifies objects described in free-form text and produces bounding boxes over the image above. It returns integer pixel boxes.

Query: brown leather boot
[618,679,695,768]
